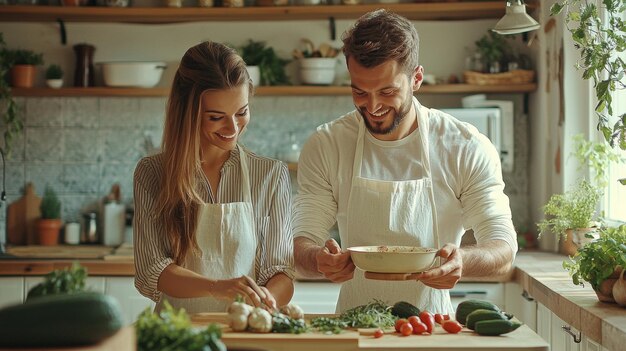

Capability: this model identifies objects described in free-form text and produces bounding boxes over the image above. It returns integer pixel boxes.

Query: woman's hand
[212,275,277,310]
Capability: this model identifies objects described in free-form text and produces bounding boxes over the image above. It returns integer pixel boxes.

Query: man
[292,9,517,314]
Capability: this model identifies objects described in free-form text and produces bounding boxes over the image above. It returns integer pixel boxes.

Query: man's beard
[358,92,413,135]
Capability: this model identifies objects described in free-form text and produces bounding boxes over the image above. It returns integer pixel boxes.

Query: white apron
[156,145,257,314]
[337,103,454,315]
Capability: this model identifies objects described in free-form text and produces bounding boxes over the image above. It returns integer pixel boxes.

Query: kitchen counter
[1,251,624,349]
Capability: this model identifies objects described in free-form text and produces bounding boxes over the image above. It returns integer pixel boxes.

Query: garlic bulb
[280,304,304,320]
[228,301,253,331]
[612,269,626,307]
[247,307,273,333]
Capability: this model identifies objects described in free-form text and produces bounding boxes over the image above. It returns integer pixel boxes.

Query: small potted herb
[563,225,626,303]
[238,40,290,87]
[45,64,64,89]
[37,185,63,246]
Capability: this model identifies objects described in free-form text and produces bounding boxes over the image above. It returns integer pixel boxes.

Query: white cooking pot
[100,62,167,88]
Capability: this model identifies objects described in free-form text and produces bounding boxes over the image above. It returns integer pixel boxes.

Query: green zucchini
[0,292,124,347]
[391,301,421,318]
[455,299,501,325]
[465,309,509,330]
[474,319,522,336]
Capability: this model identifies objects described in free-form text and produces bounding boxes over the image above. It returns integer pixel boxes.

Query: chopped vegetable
[271,312,308,334]
[26,262,87,300]
[310,300,396,334]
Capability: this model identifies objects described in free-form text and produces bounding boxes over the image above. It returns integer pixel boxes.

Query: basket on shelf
[463,70,535,85]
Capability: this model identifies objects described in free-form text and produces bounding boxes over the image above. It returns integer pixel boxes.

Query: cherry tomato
[411,320,428,334]
[407,315,420,325]
[374,329,384,338]
[419,311,435,334]
[400,322,413,336]
[434,313,451,324]
[442,320,463,334]
[395,318,408,333]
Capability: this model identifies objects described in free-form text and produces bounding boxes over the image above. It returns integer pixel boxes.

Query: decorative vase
[11,65,36,88]
[37,218,63,246]
[560,227,598,256]
[246,65,260,87]
[73,43,95,87]
[46,79,63,89]
[613,269,626,307]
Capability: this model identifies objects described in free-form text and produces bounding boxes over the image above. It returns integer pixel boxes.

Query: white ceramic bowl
[101,62,167,88]
[348,245,437,273]
[300,57,336,85]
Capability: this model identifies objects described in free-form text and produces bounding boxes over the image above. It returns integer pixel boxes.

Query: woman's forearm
[157,263,215,298]
[264,272,295,307]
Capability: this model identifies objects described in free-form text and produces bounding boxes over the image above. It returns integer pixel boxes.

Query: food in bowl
[347,245,437,273]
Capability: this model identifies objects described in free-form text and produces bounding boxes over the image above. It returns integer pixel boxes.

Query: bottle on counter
[102,184,125,247]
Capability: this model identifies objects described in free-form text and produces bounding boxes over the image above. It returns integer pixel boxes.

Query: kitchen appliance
[100,62,166,88]
[441,101,514,173]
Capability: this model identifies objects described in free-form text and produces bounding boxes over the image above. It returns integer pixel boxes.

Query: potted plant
[0,33,24,157]
[563,225,626,303]
[238,40,290,87]
[537,179,603,256]
[551,0,626,150]
[5,48,44,88]
[37,185,63,246]
[474,31,510,73]
[45,64,64,89]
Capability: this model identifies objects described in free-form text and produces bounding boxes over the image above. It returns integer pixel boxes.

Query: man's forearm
[459,240,514,277]
[294,237,324,279]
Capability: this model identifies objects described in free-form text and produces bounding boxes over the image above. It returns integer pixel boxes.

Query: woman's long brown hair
[158,41,252,264]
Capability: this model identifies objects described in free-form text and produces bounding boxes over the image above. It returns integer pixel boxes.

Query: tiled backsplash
[0,95,530,244]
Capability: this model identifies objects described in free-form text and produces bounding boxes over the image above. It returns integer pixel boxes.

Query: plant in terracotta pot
[45,64,64,89]
[563,225,626,304]
[4,47,44,88]
[537,179,602,256]
[37,185,63,246]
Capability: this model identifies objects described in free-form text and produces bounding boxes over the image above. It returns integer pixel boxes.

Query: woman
[133,41,294,313]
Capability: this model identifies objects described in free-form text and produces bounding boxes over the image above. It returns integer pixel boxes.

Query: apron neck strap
[237,144,252,203]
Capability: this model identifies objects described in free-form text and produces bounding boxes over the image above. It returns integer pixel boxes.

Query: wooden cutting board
[6,245,113,259]
[6,183,41,245]
[191,314,548,351]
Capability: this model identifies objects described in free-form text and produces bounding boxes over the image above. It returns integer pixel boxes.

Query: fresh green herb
[26,262,87,300]
[237,40,290,86]
[563,225,626,290]
[310,300,396,334]
[45,64,63,80]
[40,185,62,220]
[271,312,308,334]
[136,301,226,351]
[0,33,24,156]
[571,134,625,188]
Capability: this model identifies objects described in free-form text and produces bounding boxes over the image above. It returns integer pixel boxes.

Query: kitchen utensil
[347,245,437,274]
[100,62,167,88]
[6,183,42,245]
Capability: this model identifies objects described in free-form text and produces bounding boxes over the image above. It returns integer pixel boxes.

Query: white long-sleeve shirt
[293,101,518,255]
[134,147,295,302]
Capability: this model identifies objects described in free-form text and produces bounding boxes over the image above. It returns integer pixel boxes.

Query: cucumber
[474,319,522,336]
[455,299,501,325]
[0,292,124,347]
[465,309,509,330]
[391,301,421,318]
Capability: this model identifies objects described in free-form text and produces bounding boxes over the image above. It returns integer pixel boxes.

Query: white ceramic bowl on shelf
[100,62,167,88]
[300,57,337,85]
[347,245,437,273]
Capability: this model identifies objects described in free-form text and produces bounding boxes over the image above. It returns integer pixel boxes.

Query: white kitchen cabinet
[551,313,581,351]
[536,302,552,344]
[536,301,608,351]
[504,282,537,330]
[105,277,154,325]
[450,282,505,310]
[580,335,609,351]
[0,277,24,309]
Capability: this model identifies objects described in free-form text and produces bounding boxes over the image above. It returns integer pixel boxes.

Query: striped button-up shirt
[133,147,294,302]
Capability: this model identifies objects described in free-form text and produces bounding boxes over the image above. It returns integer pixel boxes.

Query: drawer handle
[561,325,581,343]
[521,290,534,301]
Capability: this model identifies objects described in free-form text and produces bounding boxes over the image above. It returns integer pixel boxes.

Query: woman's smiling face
[200,85,250,153]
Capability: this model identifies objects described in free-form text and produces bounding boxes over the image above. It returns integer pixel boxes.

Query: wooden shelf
[0,3,512,23]
[11,84,537,97]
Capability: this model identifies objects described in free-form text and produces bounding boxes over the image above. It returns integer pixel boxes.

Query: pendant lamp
[492,0,540,35]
